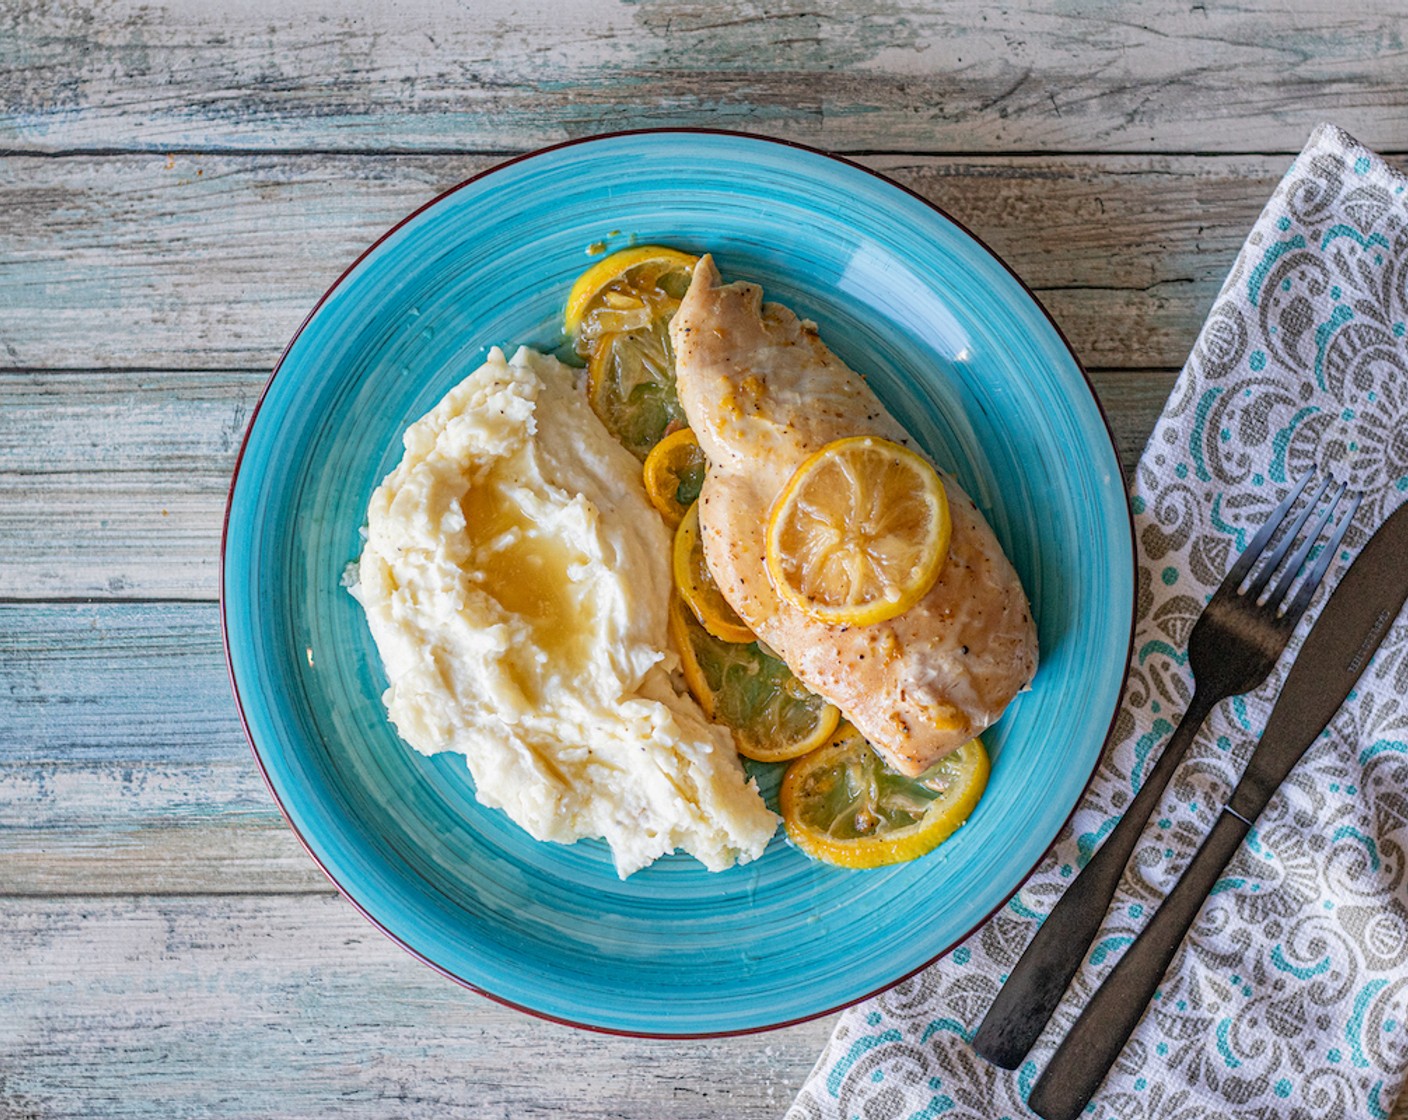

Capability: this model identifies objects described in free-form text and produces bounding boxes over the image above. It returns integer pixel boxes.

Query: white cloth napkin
[787,123,1408,1120]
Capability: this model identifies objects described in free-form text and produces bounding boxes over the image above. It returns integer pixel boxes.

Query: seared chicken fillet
[670,256,1038,777]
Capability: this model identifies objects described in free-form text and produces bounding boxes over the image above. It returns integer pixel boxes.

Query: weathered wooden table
[4,2,1405,1115]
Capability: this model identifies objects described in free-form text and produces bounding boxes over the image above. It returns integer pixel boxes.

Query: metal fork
[973,469,1356,1068]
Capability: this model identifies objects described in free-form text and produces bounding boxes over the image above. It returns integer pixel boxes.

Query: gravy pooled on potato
[353,346,777,877]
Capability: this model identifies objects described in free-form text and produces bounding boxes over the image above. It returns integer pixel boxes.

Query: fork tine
[1277,488,1363,624]
[1263,480,1346,612]
[1222,469,1315,591]
[1245,473,1332,600]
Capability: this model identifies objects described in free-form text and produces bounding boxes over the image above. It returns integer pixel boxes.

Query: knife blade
[1226,496,1408,822]
[1028,494,1408,1120]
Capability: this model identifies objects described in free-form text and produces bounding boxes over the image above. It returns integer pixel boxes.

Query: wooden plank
[0,599,323,893]
[2,768,330,896]
[0,370,266,599]
[0,602,240,762]
[0,893,834,1118]
[0,151,1307,372]
[0,367,1173,601]
[3,0,1406,155]
[0,154,474,372]
[0,896,1401,1118]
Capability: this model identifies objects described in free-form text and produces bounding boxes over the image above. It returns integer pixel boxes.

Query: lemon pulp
[765,436,951,627]
[566,246,699,460]
[780,725,988,868]
[643,426,707,528]
[669,596,839,763]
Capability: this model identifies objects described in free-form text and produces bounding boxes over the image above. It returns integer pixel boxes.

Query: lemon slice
[565,245,699,338]
[765,436,951,627]
[780,725,988,868]
[672,501,755,644]
[566,246,699,461]
[669,596,840,763]
[643,427,707,528]
[585,328,685,461]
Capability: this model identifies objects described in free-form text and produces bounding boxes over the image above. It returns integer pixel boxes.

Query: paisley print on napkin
[789,124,1408,1120]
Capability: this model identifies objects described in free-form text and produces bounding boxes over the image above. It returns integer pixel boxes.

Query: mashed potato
[353,346,778,877]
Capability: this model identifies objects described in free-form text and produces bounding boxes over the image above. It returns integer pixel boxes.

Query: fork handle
[1027,808,1251,1120]
[971,687,1218,1069]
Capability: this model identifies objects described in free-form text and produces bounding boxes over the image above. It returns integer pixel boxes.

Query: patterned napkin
[787,123,1408,1120]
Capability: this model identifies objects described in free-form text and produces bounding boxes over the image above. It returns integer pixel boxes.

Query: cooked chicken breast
[670,255,1038,777]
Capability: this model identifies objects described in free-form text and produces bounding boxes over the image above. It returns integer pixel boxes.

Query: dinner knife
[1027,495,1408,1120]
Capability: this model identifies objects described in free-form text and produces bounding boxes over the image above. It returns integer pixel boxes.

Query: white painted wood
[0,153,1307,372]
[2,0,1405,156]
[0,371,265,598]
[0,893,836,1119]
[0,603,239,761]
[0,601,323,894]
[5,2,1407,1115]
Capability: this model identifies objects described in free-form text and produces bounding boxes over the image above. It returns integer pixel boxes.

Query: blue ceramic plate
[223,130,1134,1037]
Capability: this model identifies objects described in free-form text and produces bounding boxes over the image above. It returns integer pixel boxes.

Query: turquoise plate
[223,130,1134,1037]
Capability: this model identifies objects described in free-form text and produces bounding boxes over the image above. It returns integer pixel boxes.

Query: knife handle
[1027,808,1252,1120]
[972,688,1218,1069]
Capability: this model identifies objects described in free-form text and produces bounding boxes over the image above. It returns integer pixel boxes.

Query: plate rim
[220,126,1138,1039]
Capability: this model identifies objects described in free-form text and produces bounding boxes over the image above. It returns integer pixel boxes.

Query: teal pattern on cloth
[787,124,1408,1120]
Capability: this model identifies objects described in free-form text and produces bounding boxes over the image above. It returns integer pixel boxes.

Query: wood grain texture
[0,371,265,599]
[0,893,834,1119]
[0,152,1306,373]
[4,0,1407,156]
[0,368,1173,601]
[1,602,239,762]
[7,4,1407,1114]
[0,601,326,894]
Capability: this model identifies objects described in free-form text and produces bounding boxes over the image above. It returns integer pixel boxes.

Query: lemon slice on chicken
[566,246,699,460]
[765,436,951,627]
[780,724,988,868]
[668,597,840,763]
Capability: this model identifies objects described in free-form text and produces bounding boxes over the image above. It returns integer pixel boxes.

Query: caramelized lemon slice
[780,724,988,868]
[765,436,951,627]
[565,245,699,338]
[672,501,755,644]
[566,246,699,460]
[669,596,840,763]
[643,427,707,529]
